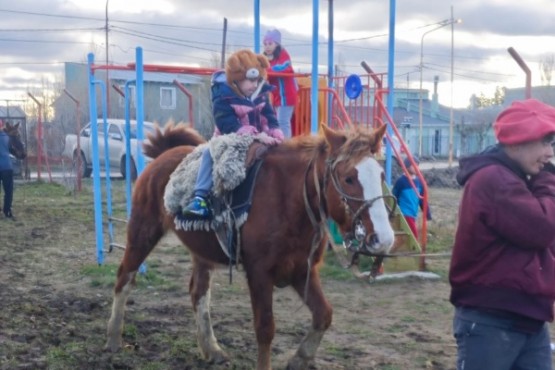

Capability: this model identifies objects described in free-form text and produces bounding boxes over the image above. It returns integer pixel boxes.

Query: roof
[109,69,203,85]
[0,106,26,119]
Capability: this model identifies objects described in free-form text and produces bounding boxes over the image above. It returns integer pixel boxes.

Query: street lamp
[418,17,461,158]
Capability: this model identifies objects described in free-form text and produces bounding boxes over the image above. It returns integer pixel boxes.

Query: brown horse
[3,121,26,160]
[105,123,395,370]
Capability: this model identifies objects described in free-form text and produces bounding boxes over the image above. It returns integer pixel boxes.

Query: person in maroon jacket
[263,29,298,138]
[450,98,555,370]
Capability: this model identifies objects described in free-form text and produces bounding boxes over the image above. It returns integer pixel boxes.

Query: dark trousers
[0,169,14,216]
[453,306,552,370]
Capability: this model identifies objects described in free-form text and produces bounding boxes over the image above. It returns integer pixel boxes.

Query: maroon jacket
[449,145,555,322]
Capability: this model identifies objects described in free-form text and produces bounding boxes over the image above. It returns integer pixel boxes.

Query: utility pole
[221,18,227,69]
[105,0,110,116]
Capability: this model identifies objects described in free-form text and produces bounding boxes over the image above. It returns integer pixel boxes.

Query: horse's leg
[287,268,333,370]
[246,271,275,370]
[189,257,229,364]
[105,213,164,352]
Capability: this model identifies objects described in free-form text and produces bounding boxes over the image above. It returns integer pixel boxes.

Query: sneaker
[5,211,16,221]
[182,196,211,218]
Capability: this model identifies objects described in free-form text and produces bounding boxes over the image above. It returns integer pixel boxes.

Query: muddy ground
[1,172,554,370]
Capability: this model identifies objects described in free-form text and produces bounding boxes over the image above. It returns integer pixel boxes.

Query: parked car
[63,119,156,180]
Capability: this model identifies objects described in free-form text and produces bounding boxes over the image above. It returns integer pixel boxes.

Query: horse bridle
[325,156,397,249]
[300,153,397,293]
[303,153,397,249]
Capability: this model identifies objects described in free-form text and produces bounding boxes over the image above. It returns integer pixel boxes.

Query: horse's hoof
[286,355,311,370]
[104,340,122,353]
[208,350,230,365]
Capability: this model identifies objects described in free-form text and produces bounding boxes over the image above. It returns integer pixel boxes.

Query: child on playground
[183,49,284,218]
[392,156,431,238]
[263,28,298,138]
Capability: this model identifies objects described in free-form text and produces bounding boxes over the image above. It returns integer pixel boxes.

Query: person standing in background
[450,99,555,370]
[0,120,16,220]
[263,28,298,138]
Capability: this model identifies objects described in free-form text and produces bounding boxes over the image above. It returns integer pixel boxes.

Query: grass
[3,179,464,369]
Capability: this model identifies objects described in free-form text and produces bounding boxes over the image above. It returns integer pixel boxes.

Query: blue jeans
[193,148,213,198]
[0,169,14,215]
[275,105,294,138]
[453,307,552,370]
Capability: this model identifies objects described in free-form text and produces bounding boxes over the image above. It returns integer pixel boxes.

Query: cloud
[0,0,554,108]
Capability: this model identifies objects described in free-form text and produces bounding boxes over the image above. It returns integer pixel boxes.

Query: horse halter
[325,156,397,252]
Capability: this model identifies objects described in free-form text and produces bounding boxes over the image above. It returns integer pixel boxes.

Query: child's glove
[237,125,259,136]
[268,128,285,143]
[256,132,280,146]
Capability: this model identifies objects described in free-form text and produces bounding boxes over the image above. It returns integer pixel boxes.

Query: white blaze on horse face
[356,157,395,253]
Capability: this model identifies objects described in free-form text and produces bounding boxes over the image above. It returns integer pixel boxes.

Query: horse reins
[302,152,397,290]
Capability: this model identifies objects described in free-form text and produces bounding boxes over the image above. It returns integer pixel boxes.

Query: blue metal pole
[87,53,104,265]
[327,0,334,125]
[134,47,147,275]
[385,0,396,185]
[135,47,145,175]
[311,0,319,134]
[98,82,115,252]
[254,0,260,53]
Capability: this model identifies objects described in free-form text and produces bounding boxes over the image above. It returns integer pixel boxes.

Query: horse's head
[322,124,394,254]
[4,122,26,160]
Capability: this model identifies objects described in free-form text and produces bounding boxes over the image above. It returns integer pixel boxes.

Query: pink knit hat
[263,29,281,45]
[494,99,555,145]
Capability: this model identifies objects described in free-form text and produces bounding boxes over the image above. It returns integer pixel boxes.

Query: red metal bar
[27,92,52,182]
[507,47,532,99]
[173,80,194,126]
[374,92,429,270]
[63,89,82,192]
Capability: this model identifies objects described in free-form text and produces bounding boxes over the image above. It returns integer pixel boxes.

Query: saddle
[164,135,270,263]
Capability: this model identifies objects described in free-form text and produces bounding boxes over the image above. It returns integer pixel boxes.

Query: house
[53,62,214,139]
[340,76,498,159]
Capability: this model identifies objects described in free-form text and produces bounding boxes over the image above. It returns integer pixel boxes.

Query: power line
[0,27,102,32]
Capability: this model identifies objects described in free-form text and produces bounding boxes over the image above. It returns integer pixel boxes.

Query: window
[118,85,136,108]
[160,87,176,109]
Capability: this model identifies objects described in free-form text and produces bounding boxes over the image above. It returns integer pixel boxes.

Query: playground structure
[85,45,429,278]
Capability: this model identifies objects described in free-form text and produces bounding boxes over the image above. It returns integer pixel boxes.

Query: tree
[469,86,505,109]
[540,54,554,86]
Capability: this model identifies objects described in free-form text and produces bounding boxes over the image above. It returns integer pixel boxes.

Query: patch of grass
[169,337,197,357]
[138,363,167,370]
[46,346,79,369]
[81,263,119,288]
[320,253,356,281]
[79,262,180,291]
[123,323,139,341]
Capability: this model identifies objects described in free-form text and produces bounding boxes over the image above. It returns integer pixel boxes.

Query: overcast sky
[0,0,553,109]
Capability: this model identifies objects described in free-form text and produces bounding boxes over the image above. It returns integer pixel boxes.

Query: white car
[63,119,156,180]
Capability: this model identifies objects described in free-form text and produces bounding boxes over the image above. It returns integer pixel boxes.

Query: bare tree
[540,54,554,86]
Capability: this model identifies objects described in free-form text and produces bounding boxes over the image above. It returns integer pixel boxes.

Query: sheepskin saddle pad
[163,133,268,239]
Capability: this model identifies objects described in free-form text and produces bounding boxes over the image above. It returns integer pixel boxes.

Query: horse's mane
[336,126,384,167]
[143,123,382,166]
[278,126,383,166]
[143,122,206,159]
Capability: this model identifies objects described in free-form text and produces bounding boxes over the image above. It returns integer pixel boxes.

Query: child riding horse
[105,123,394,370]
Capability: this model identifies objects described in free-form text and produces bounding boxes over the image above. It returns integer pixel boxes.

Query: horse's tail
[143,122,206,159]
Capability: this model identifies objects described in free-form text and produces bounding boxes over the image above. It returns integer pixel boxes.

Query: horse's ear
[373,124,387,142]
[321,124,347,152]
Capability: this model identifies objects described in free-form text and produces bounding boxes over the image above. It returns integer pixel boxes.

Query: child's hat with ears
[225,49,269,86]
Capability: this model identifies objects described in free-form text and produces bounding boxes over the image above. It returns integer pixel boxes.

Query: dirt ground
[1,174,554,370]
